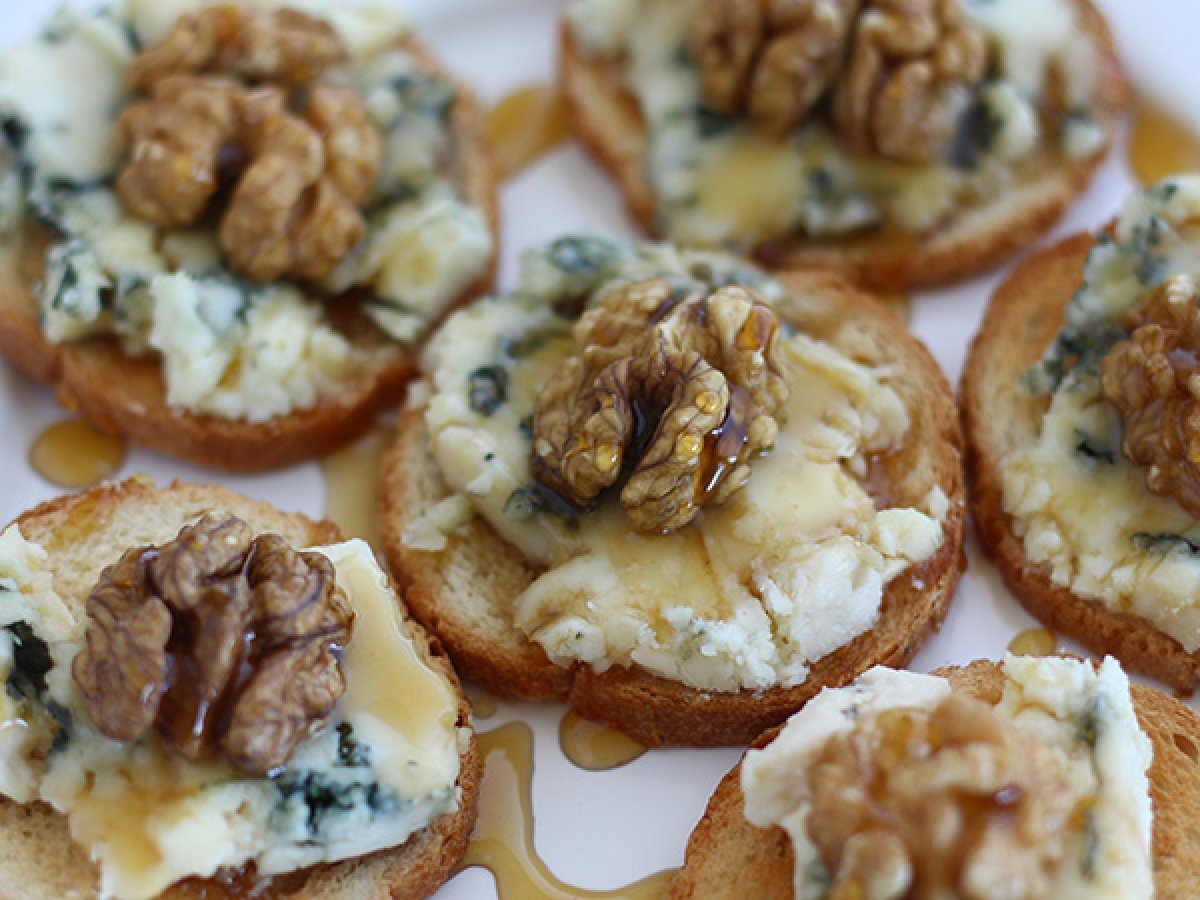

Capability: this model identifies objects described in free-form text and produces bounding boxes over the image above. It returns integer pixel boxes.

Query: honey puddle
[461,723,676,899]
[1007,627,1057,657]
[1128,96,1200,188]
[486,86,571,180]
[29,418,127,489]
[319,425,394,549]
[559,710,646,772]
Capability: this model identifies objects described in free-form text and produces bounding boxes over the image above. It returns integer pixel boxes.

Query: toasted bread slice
[962,235,1200,693]
[381,271,966,747]
[0,478,478,899]
[0,38,499,473]
[558,0,1127,290]
[668,658,1200,899]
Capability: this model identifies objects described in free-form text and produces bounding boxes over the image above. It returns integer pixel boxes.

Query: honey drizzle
[558,710,647,771]
[485,86,571,180]
[1007,627,1057,657]
[319,425,394,550]
[466,684,500,720]
[461,723,676,899]
[28,419,127,489]
[1128,95,1200,188]
[876,291,913,322]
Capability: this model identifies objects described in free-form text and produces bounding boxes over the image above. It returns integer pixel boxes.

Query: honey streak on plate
[320,425,394,549]
[1007,627,1057,657]
[558,710,646,772]
[1129,95,1200,188]
[29,418,127,489]
[461,723,676,899]
[485,86,571,180]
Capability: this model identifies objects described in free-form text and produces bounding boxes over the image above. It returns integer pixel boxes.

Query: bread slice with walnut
[0,12,498,472]
[381,268,966,748]
[558,0,1127,290]
[0,478,478,899]
[963,222,1200,693]
[668,658,1200,899]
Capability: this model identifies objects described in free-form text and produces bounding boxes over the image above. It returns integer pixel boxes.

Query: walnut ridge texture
[72,514,355,776]
[531,278,789,532]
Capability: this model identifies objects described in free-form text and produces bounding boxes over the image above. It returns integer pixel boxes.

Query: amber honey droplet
[485,85,571,180]
[1129,96,1200,188]
[1007,627,1057,657]
[466,684,500,720]
[876,292,912,322]
[320,425,394,550]
[29,419,127,489]
[559,710,647,772]
[459,722,675,899]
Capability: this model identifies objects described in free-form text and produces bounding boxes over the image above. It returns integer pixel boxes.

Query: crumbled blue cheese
[417,238,945,693]
[1004,178,1200,650]
[0,2,491,421]
[566,0,1106,247]
[0,535,462,900]
[743,657,1154,899]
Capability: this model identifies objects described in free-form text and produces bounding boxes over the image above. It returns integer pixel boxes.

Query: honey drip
[319,425,393,549]
[461,723,676,899]
[1007,627,1057,657]
[485,86,571,180]
[558,710,647,772]
[876,292,912,322]
[1129,96,1200,188]
[467,685,500,720]
[29,419,127,489]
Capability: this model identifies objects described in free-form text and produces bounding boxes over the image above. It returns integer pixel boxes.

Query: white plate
[1,1,1198,897]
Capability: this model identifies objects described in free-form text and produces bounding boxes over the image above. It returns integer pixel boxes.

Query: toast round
[0,38,499,473]
[962,235,1200,693]
[0,478,479,900]
[381,271,967,748]
[557,0,1128,290]
[668,658,1200,899]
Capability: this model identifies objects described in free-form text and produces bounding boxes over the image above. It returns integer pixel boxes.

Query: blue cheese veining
[411,236,947,693]
[0,1,492,422]
[0,529,463,900]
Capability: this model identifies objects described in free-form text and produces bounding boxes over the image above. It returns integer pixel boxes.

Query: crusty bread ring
[963,233,1200,693]
[668,658,1200,899]
[0,38,498,472]
[557,0,1128,289]
[0,477,478,899]
[381,271,966,747]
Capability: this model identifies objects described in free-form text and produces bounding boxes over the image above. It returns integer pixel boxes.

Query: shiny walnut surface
[1102,274,1200,517]
[532,278,789,533]
[688,0,987,160]
[115,6,382,282]
[805,694,1076,899]
[72,515,355,776]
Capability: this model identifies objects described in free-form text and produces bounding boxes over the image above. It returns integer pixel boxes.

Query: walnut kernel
[532,279,789,532]
[1101,275,1200,516]
[805,694,1075,899]
[833,0,988,163]
[72,515,354,776]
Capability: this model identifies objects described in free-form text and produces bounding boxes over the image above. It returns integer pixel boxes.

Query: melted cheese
[743,657,1154,899]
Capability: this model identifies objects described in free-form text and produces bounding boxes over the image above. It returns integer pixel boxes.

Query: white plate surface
[1,1,1198,896]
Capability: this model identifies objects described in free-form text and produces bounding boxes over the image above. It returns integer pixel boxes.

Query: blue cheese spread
[743,656,1154,899]
[0,0,491,421]
[0,527,464,899]
[1001,177,1200,651]
[564,0,1106,249]
[410,236,947,693]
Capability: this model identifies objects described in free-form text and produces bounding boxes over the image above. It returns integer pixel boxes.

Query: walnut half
[532,278,789,533]
[72,515,354,776]
[1101,275,1200,517]
[805,694,1075,899]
